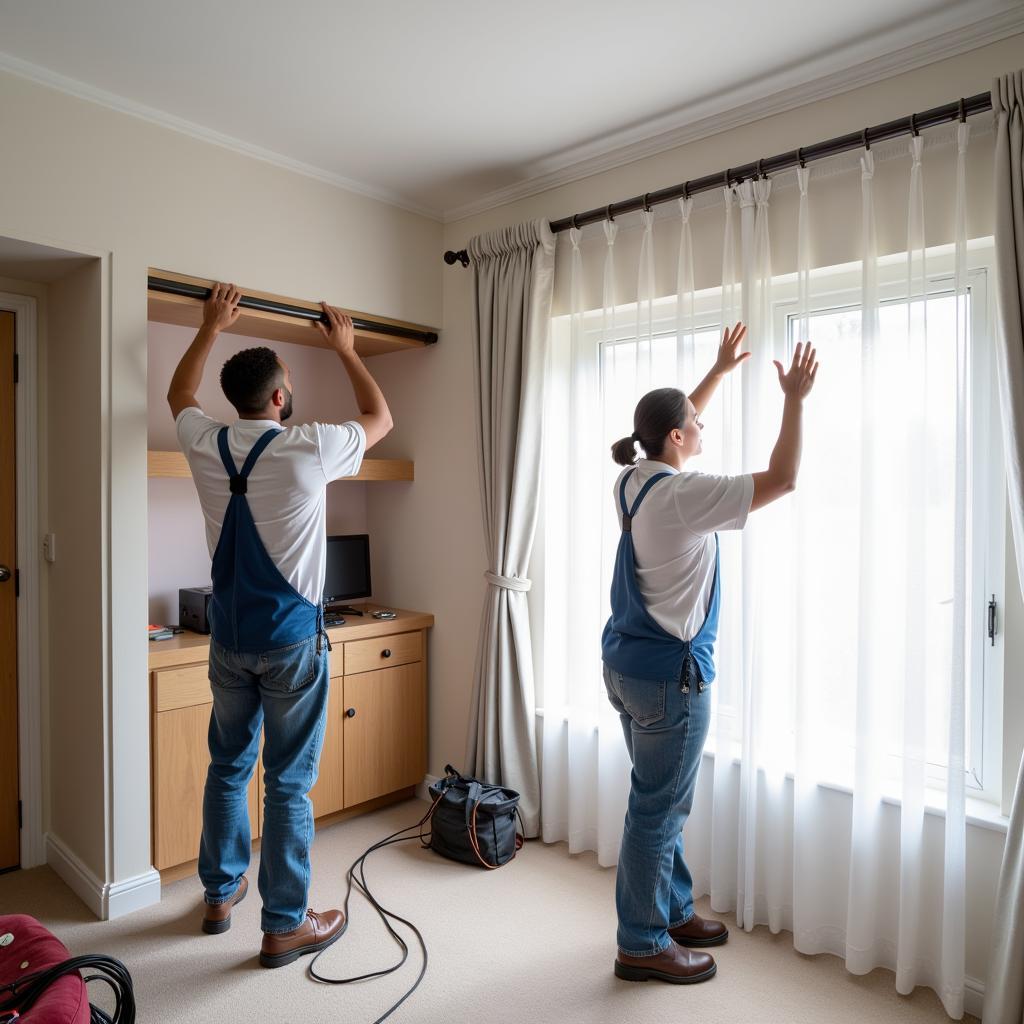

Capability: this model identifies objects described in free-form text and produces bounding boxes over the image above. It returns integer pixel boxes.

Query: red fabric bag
[0,915,89,1023]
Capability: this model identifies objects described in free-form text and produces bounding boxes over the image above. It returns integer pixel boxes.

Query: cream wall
[0,68,442,902]
[367,33,1024,1007]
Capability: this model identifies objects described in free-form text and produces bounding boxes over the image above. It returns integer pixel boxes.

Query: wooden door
[152,704,259,871]
[343,661,425,808]
[309,675,344,819]
[0,311,18,871]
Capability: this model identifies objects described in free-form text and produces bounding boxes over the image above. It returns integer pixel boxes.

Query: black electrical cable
[0,954,135,1023]
[308,795,444,1024]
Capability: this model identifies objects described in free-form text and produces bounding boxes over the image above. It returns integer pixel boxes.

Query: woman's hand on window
[773,341,818,399]
[711,322,751,376]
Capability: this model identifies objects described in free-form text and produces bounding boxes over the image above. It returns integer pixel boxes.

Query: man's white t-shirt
[176,407,366,606]
[614,459,754,642]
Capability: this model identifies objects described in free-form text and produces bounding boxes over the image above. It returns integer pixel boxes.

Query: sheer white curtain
[537,131,974,1017]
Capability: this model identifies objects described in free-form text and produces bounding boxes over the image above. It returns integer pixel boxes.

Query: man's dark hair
[220,347,282,414]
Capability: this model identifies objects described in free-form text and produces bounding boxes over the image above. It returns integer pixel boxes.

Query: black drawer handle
[381,649,392,658]
[345,707,356,718]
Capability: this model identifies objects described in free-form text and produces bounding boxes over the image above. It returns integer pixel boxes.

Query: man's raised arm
[315,302,393,449]
[166,282,242,420]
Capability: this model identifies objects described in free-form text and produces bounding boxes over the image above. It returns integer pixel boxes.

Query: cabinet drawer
[344,631,421,675]
[153,663,211,712]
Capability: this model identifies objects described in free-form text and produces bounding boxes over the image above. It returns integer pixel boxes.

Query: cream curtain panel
[986,69,1024,1024]
[466,218,555,837]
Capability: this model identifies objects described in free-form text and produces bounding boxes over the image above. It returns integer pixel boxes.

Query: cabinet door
[152,704,259,871]
[343,661,425,808]
[309,675,344,819]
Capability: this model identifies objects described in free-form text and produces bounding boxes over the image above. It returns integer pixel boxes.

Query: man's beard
[280,387,293,422]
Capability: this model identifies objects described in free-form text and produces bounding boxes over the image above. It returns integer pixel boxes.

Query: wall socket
[42,533,56,563]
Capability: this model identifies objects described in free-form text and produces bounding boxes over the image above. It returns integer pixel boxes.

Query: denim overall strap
[620,468,672,532]
[216,427,280,494]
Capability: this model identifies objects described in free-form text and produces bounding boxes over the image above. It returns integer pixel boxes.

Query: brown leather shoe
[668,913,729,948]
[202,876,249,935]
[260,908,347,968]
[615,943,716,984]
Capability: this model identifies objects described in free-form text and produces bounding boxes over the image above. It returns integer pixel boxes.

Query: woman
[603,324,818,984]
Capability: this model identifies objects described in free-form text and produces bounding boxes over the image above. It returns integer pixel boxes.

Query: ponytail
[611,434,639,466]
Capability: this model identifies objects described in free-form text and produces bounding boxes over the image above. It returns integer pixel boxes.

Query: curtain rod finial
[444,250,470,268]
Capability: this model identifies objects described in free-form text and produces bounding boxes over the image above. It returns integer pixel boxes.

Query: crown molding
[0,50,444,222]
[443,3,1024,224]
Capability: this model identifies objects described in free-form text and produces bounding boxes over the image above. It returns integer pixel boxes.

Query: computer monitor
[323,534,371,605]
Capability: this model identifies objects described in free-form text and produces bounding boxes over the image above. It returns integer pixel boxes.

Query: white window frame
[582,240,1005,804]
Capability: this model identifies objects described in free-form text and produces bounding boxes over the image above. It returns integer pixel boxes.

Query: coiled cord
[0,953,135,1023]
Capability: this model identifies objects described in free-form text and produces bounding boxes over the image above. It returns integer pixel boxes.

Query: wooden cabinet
[343,662,426,808]
[149,607,433,875]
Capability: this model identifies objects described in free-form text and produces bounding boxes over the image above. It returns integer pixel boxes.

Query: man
[166,282,393,967]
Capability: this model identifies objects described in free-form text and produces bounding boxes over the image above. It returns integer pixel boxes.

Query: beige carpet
[0,798,976,1024]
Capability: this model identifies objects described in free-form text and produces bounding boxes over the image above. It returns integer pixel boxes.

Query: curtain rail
[443,90,992,267]
[148,276,439,344]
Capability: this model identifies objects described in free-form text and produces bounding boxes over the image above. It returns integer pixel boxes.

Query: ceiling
[0,0,1020,220]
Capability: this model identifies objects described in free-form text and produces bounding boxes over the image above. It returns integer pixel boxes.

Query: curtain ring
[605,203,615,223]
[723,167,731,189]
[682,181,690,200]
[571,213,580,231]
[797,147,806,169]
[642,193,652,213]
[958,97,966,124]
[756,158,766,180]
[909,112,919,137]
[861,128,871,151]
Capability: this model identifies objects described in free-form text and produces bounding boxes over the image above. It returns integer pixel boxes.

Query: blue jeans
[603,661,711,957]
[199,634,330,933]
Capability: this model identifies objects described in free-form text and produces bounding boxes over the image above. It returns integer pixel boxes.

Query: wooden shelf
[148,268,439,358]
[148,450,413,482]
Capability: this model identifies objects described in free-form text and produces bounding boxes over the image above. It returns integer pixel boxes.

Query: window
[582,243,1005,801]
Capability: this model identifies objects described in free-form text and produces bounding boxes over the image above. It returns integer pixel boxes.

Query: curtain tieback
[485,570,532,593]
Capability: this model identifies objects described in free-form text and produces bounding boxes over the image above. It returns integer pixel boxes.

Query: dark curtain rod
[148,276,439,344]
[443,90,992,267]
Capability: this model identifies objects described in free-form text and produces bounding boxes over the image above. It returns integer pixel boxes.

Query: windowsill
[535,708,1011,836]
[695,747,1010,835]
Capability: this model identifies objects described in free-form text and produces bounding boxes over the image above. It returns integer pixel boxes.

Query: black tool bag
[424,765,525,869]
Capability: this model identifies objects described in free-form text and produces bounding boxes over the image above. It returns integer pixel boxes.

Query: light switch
[43,533,56,563]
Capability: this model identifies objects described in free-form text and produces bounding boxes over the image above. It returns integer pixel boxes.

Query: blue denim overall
[199,427,332,933]
[208,427,322,653]
[601,467,720,955]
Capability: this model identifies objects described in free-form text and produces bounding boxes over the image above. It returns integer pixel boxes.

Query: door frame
[0,291,42,869]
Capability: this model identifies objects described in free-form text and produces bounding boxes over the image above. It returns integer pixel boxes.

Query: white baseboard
[105,867,162,920]
[45,833,161,920]
[964,974,984,1019]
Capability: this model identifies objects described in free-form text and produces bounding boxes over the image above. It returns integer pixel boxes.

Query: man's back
[176,408,365,604]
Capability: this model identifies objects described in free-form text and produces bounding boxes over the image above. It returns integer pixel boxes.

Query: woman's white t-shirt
[613,459,754,642]
[176,407,365,606]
